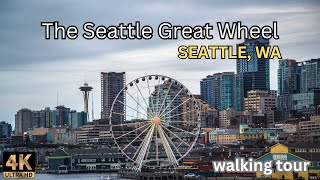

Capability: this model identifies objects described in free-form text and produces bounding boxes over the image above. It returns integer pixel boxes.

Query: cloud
[0,0,319,126]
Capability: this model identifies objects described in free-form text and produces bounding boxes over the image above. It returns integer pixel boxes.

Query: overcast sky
[0,0,319,127]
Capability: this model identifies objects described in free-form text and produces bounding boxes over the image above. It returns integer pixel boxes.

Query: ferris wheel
[109,75,201,172]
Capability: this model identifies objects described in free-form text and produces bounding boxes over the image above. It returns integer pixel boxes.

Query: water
[1,173,132,180]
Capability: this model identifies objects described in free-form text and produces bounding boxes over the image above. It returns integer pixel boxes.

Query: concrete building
[76,124,111,144]
[0,121,12,137]
[250,112,268,128]
[274,124,297,133]
[0,136,11,147]
[198,99,218,128]
[28,128,52,143]
[310,115,320,121]
[185,145,267,173]
[10,135,24,146]
[101,72,125,124]
[214,131,239,145]
[244,90,277,113]
[211,128,239,144]
[54,127,77,144]
[182,95,218,128]
[299,118,320,132]
[265,109,276,127]
[219,108,241,128]
[28,127,76,144]
[211,128,264,145]
[15,108,33,135]
[239,124,283,142]
[266,109,290,127]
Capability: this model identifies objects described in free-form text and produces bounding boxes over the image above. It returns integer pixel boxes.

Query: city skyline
[1,0,320,126]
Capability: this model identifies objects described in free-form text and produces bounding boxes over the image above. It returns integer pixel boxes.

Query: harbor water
[1,173,132,180]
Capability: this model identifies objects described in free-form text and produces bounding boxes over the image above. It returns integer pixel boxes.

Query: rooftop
[284,143,320,149]
[292,152,320,161]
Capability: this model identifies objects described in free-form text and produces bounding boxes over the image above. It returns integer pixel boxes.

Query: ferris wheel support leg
[161,125,192,148]
[162,128,183,157]
[157,125,179,167]
[122,124,152,151]
[155,126,159,165]
[134,124,155,172]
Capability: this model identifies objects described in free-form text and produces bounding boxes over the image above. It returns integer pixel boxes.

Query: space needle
[79,83,93,113]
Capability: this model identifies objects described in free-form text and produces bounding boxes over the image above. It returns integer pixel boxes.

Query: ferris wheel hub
[152,117,161,125]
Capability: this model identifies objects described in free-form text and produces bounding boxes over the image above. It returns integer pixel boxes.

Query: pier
[118,171,186,180]
[36,169,118,174]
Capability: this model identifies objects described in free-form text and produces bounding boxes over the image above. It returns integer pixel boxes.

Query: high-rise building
[292,89,320,110]
[33,107,71,128]
[236,38,270,102]
[0,121,12,137]
[182,95,218,128]
[27,106,86,129]
[277,58,320,111]
[244,90,277,113]
[76,124,109,144]
[68,111,88,129]
[32,107,54,128]
[101,72,126,124]
[234,74,244,111]
[149,80,188,128]
[278,59,302,95]
[299,117,320,133]
[219,108,241,128]
[266,109,291,128]
[278,94,293,111]
[200,72,236,111]
[55,105,70,127]
[301,58,320,93]
[200,75,217,109]
[15,108,33,135]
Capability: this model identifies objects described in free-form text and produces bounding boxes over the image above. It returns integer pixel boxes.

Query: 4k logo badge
[2,152,35,178]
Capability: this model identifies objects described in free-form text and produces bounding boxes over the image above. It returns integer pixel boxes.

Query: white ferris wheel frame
[109,75,201,172]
